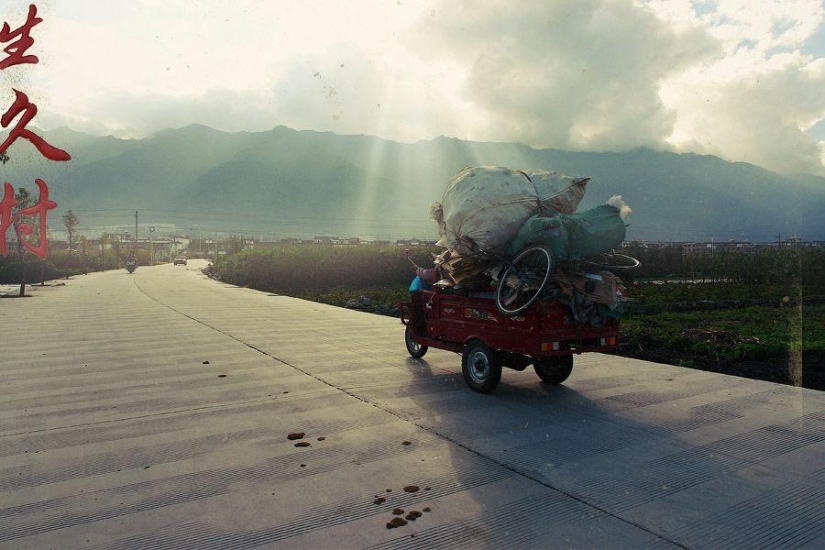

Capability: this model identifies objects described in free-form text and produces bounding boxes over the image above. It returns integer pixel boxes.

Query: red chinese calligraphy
[0,5,68,261]
[0,89,71,161]
[0,4,42,70]
[0,179,56,259]
[0,183,15,255]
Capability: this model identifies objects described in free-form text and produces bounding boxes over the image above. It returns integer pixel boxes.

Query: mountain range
[2,124,824,242]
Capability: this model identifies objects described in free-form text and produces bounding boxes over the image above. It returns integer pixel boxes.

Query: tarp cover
[431,166,589,257]
[506,204,627,260]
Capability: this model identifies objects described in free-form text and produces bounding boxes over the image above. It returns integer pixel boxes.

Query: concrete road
[1,260,824,549]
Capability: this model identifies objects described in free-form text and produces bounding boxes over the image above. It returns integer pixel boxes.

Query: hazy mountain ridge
[1,124,823,241]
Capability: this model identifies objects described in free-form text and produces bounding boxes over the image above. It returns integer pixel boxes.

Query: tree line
[622,242,825,288]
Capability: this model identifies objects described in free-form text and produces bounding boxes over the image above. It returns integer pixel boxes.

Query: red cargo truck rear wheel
[462,340,502,393]
[533,355,574,384]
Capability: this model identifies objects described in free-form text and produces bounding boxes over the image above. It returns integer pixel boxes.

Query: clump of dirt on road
[386,517,408,529]
[375,485,433,530]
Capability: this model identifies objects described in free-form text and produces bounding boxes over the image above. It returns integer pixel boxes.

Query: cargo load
[417,166,637,321]
[506,197,630,260]
[430,166,589,257]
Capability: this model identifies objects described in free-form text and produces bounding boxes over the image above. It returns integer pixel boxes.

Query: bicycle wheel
[584,252,640,272]
[495,246,554,315]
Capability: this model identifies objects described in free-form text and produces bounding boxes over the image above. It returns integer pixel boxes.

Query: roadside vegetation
[616,243,825,389]
[213,244,437,302]
[1,205,157,286]
[0,248,154,284]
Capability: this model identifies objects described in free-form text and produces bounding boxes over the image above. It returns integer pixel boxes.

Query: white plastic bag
[431,166,589,257]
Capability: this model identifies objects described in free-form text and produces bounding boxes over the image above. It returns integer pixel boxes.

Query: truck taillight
[541,342,560,352]
[601,337,617,346]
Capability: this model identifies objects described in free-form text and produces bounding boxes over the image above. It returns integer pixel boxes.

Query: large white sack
[523,169,589,214]
[431,166,589,257]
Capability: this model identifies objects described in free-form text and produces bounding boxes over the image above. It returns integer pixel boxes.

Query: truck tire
[462,340,502,393]
[533,355,574,384]
[405,324,428,358]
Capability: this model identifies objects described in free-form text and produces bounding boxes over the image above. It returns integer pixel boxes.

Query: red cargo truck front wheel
[405,324,428,358]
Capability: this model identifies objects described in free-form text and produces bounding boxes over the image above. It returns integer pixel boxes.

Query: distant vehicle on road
[173,257,187,266]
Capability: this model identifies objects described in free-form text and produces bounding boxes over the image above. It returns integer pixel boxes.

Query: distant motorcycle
[125,258,137,274]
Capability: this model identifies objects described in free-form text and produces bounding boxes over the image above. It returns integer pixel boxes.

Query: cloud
[400,0,825,175]
[264,47,488,145]
[404,0,718,151]
[701,0,823,55]
[32,45,466,144]
[654,0,825,175]
[664,57,825,175]
[17,0,462,142]
[33,89,277,139]
[5,0,825,176]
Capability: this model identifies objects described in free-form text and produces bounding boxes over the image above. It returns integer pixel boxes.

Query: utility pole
[135,210,139,257]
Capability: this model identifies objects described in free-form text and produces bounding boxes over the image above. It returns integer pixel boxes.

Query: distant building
[396,238,422,247]
[682,242,713,255]
[682,241,757,255]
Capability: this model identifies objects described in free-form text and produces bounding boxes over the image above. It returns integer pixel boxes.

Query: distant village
[48,231,825,264]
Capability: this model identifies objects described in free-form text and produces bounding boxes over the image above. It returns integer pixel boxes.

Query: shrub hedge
[213,245,437,291]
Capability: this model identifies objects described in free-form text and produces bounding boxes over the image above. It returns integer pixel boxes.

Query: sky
[1,0,824,176]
